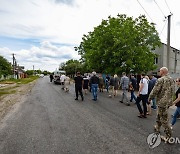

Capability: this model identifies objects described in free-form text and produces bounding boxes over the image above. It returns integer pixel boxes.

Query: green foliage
[35,70,42,74]
[75,14,161,74]
[26,70,34,75]
[63,59,83,75]
[0,87,16,97]
[59,62,66,70]
[42,70,50,75]
[0,55,12,77]
[0,75,39,84]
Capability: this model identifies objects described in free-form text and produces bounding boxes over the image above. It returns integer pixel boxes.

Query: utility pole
[33,65,34,76]
[167,14,172,70]
[12,53,16,78]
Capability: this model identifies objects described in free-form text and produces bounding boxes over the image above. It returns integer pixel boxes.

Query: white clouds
[1,0,179,45]
[0,41,80,71]
[0,0,180,71]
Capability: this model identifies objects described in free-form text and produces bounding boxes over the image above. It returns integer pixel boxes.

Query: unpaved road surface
[0,76,179,154]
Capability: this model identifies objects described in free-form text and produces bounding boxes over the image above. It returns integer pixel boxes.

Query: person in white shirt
[136,73,149,118]
[60,74,66,90]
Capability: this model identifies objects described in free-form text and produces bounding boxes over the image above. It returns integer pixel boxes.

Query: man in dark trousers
[90,71,99,101]
[148,74,157,109]
[74,72,84,101]
[49,73,54,82]
[129,75,137,103]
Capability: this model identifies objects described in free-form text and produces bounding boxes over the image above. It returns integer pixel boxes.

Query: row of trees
[74,14,161,75]
[0,55,12,77]
[0,55,50,78]
[26,70,51,76]
[60,59,86,75]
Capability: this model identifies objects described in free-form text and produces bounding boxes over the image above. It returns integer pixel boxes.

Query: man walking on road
[74,72,84,101]
[148,67,175,140]
[129,75,137,103]
[136,73,149,118]
[148,74,157,110]
[90,71,99,101]
[119,72,130,106]
[49,73,54,82]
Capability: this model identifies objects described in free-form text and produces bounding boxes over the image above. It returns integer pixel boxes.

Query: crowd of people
[49,73,71,92]
[50,67,180,142]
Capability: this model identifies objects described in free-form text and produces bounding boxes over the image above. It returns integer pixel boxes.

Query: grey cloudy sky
[0,0,179,71]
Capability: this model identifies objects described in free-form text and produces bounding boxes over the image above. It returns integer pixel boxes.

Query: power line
[159,19,167,37]
[153,0,166,18]
[164,0,172,13]
[136,0,154,22]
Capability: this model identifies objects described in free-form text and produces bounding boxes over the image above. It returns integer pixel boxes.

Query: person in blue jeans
[105,75,110,92]
[90,71,99,101]
[148,74,157,109]
[171,78,180,129]
[129,75,137,103]
[136,74,149,118]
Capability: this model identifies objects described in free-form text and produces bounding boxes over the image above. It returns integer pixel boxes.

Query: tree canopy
[0,55,12,77]
[61,59,86,75]
[75,14,161,74]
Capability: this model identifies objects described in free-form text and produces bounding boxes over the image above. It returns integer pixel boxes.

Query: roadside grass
[0,76,38,97]
[0,87,17,97]
[0,76,39,84]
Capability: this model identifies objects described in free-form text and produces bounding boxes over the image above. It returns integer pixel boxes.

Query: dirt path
[0,80,37,120]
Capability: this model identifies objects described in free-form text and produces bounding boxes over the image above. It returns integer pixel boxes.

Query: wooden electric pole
[12,53,16,78]
[167,14,172,69]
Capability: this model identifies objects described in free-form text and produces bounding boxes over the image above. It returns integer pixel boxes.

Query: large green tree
[75,14,161,74]
[63,59,84,75]
[0,55,12,77]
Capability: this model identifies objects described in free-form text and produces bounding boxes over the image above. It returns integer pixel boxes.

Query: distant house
[14,65,26,79]
[152,43,180,77]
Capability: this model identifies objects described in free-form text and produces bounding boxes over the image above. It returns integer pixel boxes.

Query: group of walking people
[73,67,180,142]
[50,73,71,92]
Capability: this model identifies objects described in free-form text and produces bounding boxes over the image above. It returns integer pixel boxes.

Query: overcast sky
[0,0,179,72]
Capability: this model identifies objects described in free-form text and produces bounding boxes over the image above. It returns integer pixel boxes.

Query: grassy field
[0,76,39,97]
[0,87,17,97]
[0,76,39,84]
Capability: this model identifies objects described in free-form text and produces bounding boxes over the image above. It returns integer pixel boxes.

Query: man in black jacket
[74,72,84,101]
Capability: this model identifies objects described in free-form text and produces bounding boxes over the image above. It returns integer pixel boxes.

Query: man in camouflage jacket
[148,67,175,139]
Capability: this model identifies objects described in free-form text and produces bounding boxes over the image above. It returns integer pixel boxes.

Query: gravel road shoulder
[0,80,37,120]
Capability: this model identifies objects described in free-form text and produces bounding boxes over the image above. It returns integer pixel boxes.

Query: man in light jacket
[119,72,130,106]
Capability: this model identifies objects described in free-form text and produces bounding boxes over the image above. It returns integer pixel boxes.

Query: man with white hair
[90,71,99,101]
[148,67,175,141]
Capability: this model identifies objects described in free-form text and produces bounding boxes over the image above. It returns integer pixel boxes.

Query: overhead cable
[136,0,154,22]
[154,0,166,18]
[159,19,167,37]
[164,0,172,13]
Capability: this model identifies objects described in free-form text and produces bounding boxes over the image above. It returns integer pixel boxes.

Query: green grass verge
[0,87,16,97]
[0,76,39,84]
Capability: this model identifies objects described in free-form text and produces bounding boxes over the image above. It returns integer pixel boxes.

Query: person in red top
[171,78,180,129]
